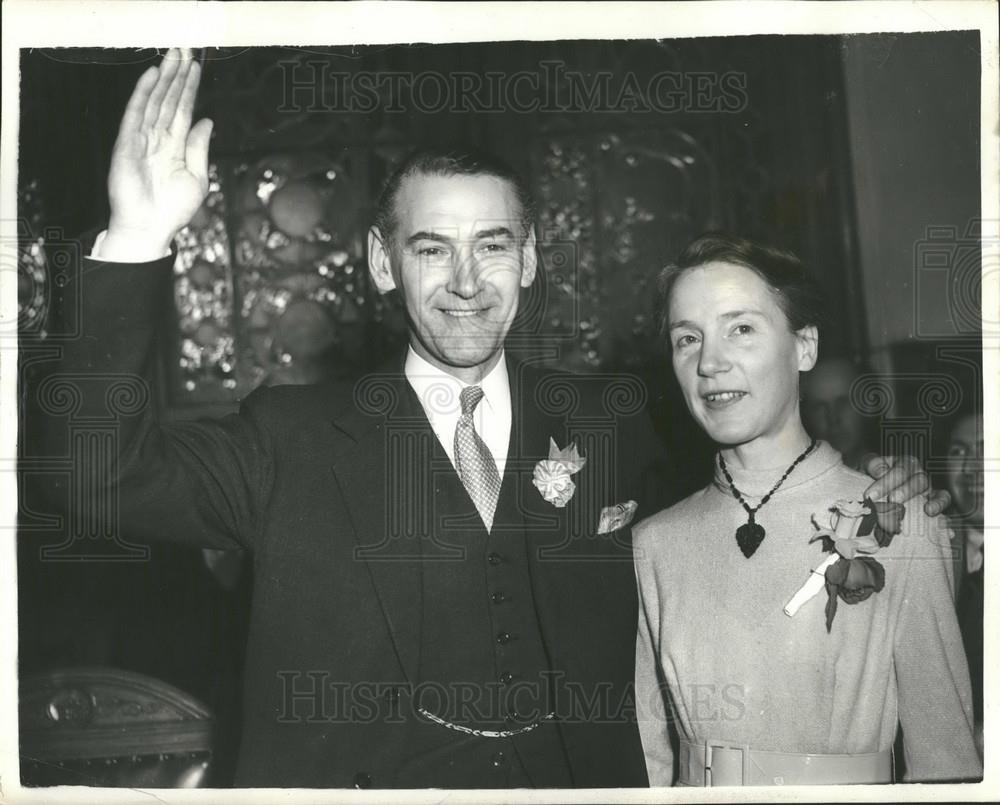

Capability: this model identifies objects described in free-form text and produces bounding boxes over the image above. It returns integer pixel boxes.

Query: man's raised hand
[103,48,213,260]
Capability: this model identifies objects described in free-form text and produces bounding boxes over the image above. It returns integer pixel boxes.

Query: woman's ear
[795,325,819,371]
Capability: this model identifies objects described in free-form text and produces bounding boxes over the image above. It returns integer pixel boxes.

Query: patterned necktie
[454,385,503,531]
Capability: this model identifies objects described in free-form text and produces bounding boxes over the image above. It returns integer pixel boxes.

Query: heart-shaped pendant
[736,522,766,558]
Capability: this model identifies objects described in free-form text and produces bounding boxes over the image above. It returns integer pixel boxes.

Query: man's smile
[441,308,485,318]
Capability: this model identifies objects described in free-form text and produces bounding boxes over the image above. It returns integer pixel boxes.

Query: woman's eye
[674,334,697,349]
[733,323,754,336]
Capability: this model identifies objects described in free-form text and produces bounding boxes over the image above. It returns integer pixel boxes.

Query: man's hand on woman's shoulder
[862,452,950,517]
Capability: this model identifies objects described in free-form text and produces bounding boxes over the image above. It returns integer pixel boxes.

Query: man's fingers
[863,452,891,479]
[862,454,894,500]
[864,460,919,502]
[170,58,202,138]
[889,469,930,504]
[155,51,194,132]
[923,488,952,517]
[117,64,160,142]
[186,118,214,188]
[142,48,182,130]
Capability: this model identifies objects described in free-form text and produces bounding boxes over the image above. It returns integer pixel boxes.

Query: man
[36,49,946,788]
[801,356,877,470]
[943,410,985,758]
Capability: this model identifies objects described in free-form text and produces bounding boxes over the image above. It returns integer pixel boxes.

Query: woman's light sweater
[633,441,981,784]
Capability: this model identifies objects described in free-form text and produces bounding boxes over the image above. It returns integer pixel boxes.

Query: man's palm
[107,49,212,251]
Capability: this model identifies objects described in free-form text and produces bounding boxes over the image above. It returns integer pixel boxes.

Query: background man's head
[801,356,874,468]
[945,412,984,529]
[367,148,538,382]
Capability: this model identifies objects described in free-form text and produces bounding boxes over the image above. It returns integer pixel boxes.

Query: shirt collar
[404,346,510,423]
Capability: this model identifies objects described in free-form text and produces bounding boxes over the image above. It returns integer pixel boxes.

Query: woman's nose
[697,339,731,376]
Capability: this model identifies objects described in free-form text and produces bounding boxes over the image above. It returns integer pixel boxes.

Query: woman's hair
[655,232,827,340]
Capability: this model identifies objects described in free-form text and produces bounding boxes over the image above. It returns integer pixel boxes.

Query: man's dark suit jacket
[36,256,664,788]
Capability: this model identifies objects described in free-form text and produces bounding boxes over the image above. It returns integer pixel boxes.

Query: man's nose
[697,337,731,376]
[445,246,481,298]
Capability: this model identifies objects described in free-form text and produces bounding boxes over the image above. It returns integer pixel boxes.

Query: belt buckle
[704,739,748,786]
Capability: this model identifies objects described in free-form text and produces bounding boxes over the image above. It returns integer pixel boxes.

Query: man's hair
[372,147,536,242]
[655,232,827,339]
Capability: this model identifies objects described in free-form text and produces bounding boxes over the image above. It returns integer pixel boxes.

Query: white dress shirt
[90,230,170,263]
[966,527,984,574]
[404,347,511,480]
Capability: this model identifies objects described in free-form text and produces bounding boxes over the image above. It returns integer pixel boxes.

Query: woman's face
[946,413,984,528]
[668,261,817,449]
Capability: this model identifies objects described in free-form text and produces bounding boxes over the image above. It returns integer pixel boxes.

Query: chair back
[20,667,214,787]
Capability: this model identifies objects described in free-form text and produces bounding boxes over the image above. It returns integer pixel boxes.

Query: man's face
[368,173,536,382]
[946,413,984,528]
[801,359,868,462]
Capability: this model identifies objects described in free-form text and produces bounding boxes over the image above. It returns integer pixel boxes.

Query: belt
[678,739,893,786]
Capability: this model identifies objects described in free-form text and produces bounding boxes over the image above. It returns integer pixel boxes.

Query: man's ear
[520,226,538,288]
[795,325,819,371]
[368,226,396,295]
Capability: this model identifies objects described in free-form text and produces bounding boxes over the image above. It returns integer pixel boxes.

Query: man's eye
[417,246,447,257]
[480,242,510,254]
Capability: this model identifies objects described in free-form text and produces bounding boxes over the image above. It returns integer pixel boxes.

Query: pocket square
[597,500,638,534]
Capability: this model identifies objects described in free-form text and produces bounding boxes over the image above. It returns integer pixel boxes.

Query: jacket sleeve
[32,255,273,551]
[893,510,982,781]
[633,529,675,786]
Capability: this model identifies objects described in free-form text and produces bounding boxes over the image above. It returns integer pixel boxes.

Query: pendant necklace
[718,439,817,558]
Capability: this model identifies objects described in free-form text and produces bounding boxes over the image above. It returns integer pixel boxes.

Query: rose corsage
[532,438,586,508]
[784,497,905,631]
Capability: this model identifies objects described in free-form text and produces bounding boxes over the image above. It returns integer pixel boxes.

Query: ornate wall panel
[171,166,238,403]
[534,130,720,370]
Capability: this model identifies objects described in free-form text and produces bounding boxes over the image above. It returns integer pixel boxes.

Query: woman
[634,234,981,786]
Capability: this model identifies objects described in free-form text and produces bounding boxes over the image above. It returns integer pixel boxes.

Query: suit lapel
[329,366,434,685]
[508,358,573,668]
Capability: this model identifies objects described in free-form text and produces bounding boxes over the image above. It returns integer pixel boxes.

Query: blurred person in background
[943,409,984,758]
[801,356,879,471]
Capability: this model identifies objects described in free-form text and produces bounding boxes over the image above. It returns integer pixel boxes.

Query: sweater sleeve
[634,536,675,786]
[893,511,982,781]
